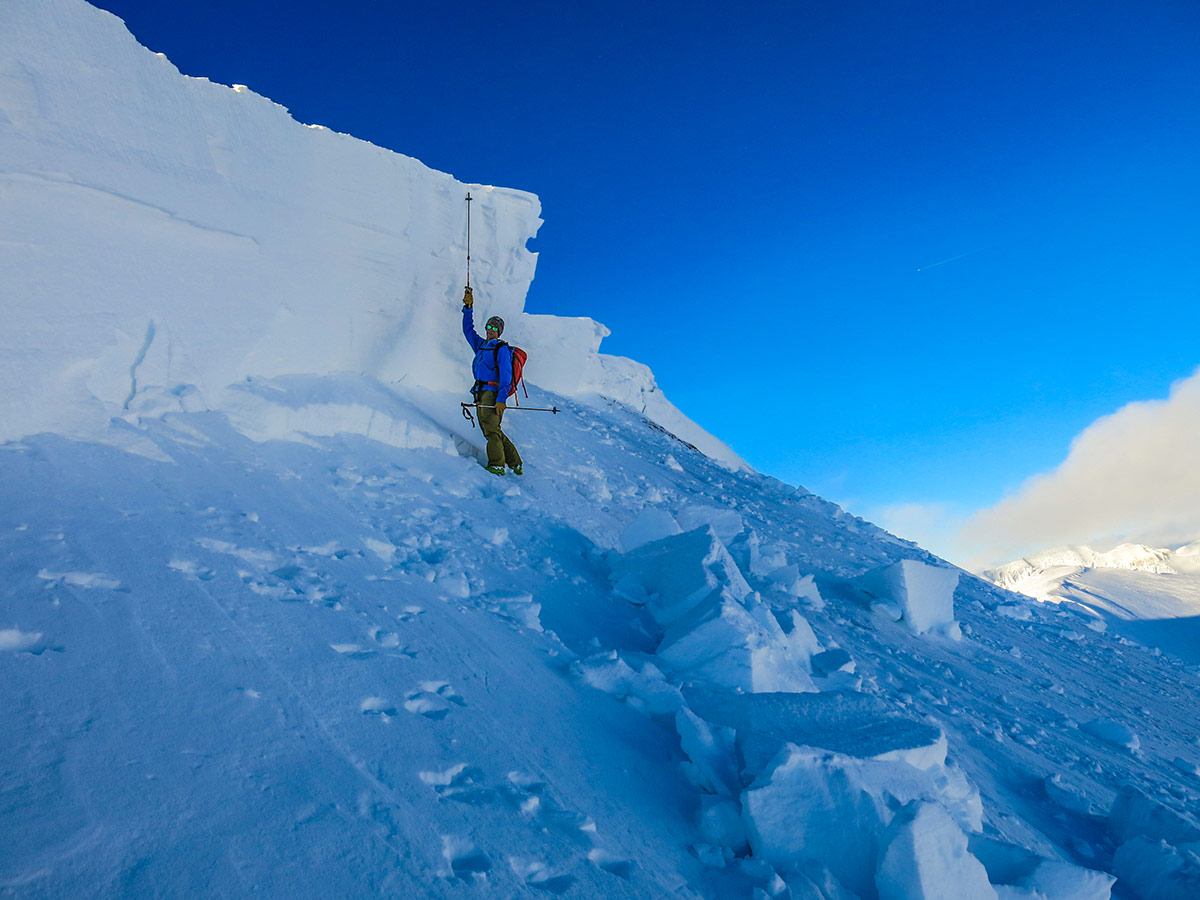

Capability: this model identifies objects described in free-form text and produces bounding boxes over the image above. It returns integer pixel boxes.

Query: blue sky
[92,0,1200,562]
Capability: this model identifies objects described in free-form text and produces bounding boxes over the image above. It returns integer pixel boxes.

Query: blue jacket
[463,306,512,400]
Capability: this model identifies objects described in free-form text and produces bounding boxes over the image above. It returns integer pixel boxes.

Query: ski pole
[461,402,560,427]
[465,192,472,289]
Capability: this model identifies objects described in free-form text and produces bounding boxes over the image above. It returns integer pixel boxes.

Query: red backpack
[488,342,528,402]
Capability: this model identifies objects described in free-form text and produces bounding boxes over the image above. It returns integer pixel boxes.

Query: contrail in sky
[916,246,986,272]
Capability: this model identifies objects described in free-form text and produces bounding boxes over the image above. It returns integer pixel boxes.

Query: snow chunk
[37,569,122,590]
[675,707,738,795]
[656,593,818,694]
[876,802,996,900]
[1171,757,1200,777]
[970,834,1114,900]
[1108,786,1200,846]
[811,648,854,676]
[619,507,682,553]
[741,743,980,898]
[0,627,46,653]
[1081,718,1141,753]
[677,506,745,545]
[766,566,825,608]
[695,691,953,779]
[1044,774,1102,817]
[855,560,961,637]
[479,591,543,632]
[1107,787,1200,900]
[570,652,684,716]
[610,525,751,628]
[1112,837,1200,900]
[363,538,397,563]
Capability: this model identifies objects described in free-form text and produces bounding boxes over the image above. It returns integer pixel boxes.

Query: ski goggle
[486,323,501,332]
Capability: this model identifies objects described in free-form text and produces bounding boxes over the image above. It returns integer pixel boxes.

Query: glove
[495,402,506,415]
[462,286,474,309]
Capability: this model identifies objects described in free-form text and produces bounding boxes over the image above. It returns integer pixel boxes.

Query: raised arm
[461,287,483,352]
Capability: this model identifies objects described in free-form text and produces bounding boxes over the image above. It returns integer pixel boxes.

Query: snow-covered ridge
[0,0,743,469]
[982,539,1200,670]
[984,543,1182,593]
[984,539,1200,600]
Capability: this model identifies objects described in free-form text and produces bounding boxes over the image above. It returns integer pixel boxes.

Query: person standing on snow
[461,286,523,476]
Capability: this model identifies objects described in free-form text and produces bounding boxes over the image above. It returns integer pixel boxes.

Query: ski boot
[484,465,505,476]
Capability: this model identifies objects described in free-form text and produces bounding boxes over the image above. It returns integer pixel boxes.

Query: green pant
[476,390,523,469]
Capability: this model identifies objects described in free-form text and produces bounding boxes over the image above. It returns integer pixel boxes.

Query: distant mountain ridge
[984,541,1200,598]
[982,539,1200,667]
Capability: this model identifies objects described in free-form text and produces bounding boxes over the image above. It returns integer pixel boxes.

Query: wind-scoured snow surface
[3,2,1200,899]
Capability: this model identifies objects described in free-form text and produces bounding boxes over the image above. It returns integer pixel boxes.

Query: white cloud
[956,366,1200,569]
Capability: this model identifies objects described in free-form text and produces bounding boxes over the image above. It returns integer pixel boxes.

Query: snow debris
[0,627,47,653]
[675,707,738,795]
[1105,787,1200,900]
[479,590,543,632]
[1082,718,1141,753]
[610,525,752,627]
[876,802,997,900]
[571,651,684,716]
[362,537,397,563]
[442,835,491,881]
[656,592,819,693]
[1171,757,1200,777]
[765,565,825,607]
[970,834,1114,900]
[619,506,683,553]
[677,505,745,545]
[36,569,122,590]
[855,559,961,638]
[1044,774,1103,817]
[1112,839,1200,900]
[811,647,854,676]
[741,743,980,899]
[1108,786,1200,847]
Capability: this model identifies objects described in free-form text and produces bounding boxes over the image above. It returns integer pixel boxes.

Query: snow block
[1106,788,1200,900]
[812,648,855,676]
[571,651,685,716]
[610,525,751,628]
[765,565,825,607]
[619,507,683,553]
[855,560,961,637]
[1043,774,1102,817]
[1082,718,1141,753]
[1112,837,1200,900]
[1108,786,1200,846]
[693,691,951,779]
[677,505,745,545]
[741,743,980,899]
[698,796,748,854]
[728,527,789,580]
[876,802,997,900]
[969,835,1114,900]
[656,593,818,694]
[676,707,739,795]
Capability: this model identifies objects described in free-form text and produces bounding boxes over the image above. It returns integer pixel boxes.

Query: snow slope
[983,541,1200,666]
[4,3,1200,899]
